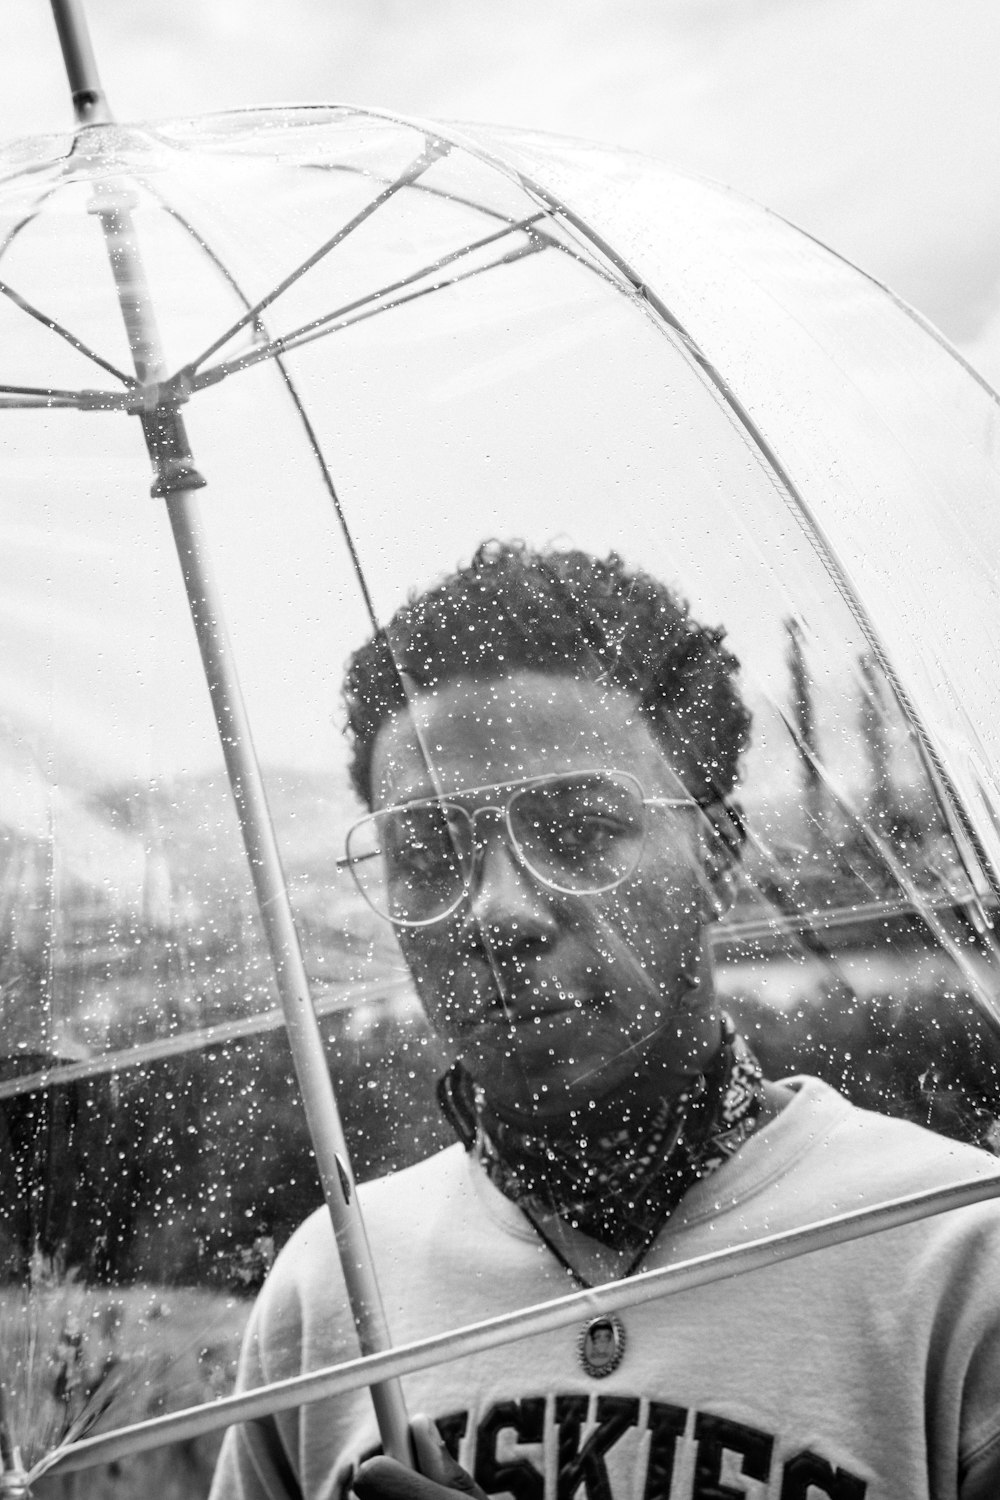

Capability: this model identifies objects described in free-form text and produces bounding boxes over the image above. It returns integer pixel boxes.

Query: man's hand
[353,1415,488,1500]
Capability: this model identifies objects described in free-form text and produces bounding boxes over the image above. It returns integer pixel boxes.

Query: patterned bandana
[437,1014,765,1255]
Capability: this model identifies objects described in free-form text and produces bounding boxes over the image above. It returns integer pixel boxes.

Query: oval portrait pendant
[578,1313,626,1378]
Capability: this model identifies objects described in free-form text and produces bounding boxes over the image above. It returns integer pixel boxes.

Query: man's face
[369,672,718,1123]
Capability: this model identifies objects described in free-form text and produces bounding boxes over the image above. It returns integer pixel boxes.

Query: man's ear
[697,799,745,919]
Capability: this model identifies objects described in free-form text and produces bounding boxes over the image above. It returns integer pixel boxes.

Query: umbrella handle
[46,0,413,1467]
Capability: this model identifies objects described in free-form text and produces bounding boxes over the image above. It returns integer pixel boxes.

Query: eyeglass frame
[337,768,699,928]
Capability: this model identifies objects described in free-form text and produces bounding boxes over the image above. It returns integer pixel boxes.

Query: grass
[0,1272,249,1500]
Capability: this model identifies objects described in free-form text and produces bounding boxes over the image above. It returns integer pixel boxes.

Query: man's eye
[393,837,449,876]
[395,821,467,880]
[551,815,625,855]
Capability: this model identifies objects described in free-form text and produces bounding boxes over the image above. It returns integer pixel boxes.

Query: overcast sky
[6,0,1000,373]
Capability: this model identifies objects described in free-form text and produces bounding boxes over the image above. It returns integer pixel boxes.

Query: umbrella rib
[299,156,530,226]
[186,225,550,391]
[210,215,648,385]
[31,1172,1000,1477]
[148,185,542,843]
[0,157,65,195]
[0,382,129,409]
[0,275,136,387]
[299,156,602,261]
[283,239,546,350]
[184,140,449,376]
[0,974,412,1101]
[138,185,380,636]
[541,231,640,294]
[775,702,1000,1017]
[484,164,1000,908]
[0,178,63,267]
[183,211,548,380]
[0,871,976,1105]
[0,396,108,409]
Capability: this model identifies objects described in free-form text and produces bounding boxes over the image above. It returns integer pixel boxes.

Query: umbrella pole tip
[72,87,110,127]
[0,1464,29,1500]
[49,0,114,126]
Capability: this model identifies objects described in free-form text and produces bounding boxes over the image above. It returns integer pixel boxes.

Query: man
[212,543,1000,1500]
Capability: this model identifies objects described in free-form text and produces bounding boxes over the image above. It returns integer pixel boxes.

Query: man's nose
[466,831,557,960]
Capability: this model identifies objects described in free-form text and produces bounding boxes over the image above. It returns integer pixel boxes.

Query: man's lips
[458,985,600,1031]
[498,999,582,1024]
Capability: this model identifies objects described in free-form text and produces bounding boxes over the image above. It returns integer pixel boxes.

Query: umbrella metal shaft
[46,0,411,1462]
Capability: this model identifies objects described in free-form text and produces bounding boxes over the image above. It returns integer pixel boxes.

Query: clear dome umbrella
[1,0,1000,1492]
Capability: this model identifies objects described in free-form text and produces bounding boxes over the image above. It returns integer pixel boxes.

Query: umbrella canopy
[0,102,999,1483]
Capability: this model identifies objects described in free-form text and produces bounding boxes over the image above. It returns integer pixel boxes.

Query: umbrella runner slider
[42,0,413,1469]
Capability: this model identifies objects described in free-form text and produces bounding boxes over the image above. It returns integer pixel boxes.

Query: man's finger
[352,1417,488,1500]
[411,1414,485,1496]
[353,1456,445,1500]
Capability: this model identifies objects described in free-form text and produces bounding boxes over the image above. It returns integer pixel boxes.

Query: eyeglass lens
[346,773,647,925]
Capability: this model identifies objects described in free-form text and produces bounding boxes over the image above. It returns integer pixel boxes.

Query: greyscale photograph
[1,4,999,1499]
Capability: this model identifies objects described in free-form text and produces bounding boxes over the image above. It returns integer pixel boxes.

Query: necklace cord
[437,1014,766,1278]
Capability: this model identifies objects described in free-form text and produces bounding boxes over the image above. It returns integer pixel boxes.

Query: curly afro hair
[343,541,750,811]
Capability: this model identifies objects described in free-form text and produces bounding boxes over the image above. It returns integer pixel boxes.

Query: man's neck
[470,1014,774,1257]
